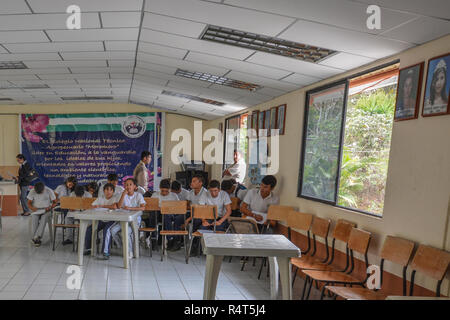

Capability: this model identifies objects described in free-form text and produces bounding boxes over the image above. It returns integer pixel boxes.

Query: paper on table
[246,211,267,224]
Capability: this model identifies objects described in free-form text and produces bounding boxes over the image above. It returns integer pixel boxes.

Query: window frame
[297,59,400,218]
[223,112,249,172]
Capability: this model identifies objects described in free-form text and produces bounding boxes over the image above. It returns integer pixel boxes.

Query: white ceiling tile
[5,42,104,53]
[226,70,298,91]
[145,0,295,37]
[0,75,40,80]
[23,60,107,68]
[101,12,142,28]
[38,73,110,80]
[70,67,133,74]
[136,61,177,75]
[279,20,413,59]
[46,29,139,42]
[139,42,187,59]
[0,67,69,75]
[185,52,291,80]
[279,73,321,86]
[0,52,61,62]
[104,41,137,51]
[318,52,375,70]
[379,16,450,45]
[0,45,8,53]
[225,0,417,35]
[0,0,32,14]
[0,13,100,31]
[61,51,135,60]
[247,52,348,78]
[255,87,287,97]
[142,12,206,38]
[0,31,49,43]
[108,60,135,67]
[109,73,133,79]
[27,0,143,13]
[140,28,254,60]
[133,74,169,86]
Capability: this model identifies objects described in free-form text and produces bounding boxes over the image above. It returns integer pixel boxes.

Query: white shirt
[174,188,190,201]
[54,184,71,198]
[97,184,124,199]
[243,188,279,214]
[69,191,92,198]
[121,192,146,208]
[202,190,232,217]
[92,195,119,206]
[236,188,248,201]
[151,191,179,206]
[224,158,246,183]
[27,186,56,209]
[187,187,208,205]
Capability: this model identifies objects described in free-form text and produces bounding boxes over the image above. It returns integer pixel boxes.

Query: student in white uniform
[151,179,179,250]
[27,182,57,247]
[241,175,279,233]
[97,173,124,199]
[170,180,190,201]
[198,180,232,232]
[83,183,119,255]
[62,185,92,246]
[54,176,77,201]
[222,150,246,184]
[101,178,145,260]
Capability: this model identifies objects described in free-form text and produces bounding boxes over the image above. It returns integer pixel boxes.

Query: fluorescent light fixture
[201,25,336,63]
[0,61,28,70]
[161,90,225,106]
[175,68,262,91]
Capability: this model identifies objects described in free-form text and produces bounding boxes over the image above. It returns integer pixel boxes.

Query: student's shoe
[31,238,38,246]
[83,249,91,256]
[62,239,73,246]
[98,253,110,260]
[35,239,42,247]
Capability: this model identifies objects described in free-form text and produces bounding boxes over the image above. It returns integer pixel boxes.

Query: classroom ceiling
[0,0,449,120]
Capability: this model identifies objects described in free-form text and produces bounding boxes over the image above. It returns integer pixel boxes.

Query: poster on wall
[422,52,450,117]
[394,62,424,121]
[20,112,163,191]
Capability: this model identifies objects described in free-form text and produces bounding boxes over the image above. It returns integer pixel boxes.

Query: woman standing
[14,154,38,216]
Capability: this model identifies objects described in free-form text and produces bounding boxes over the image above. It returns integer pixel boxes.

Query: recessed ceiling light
[201,25,336,63]
[161,90,225,106]
[61,96,114,100]
[0,61,28,70]
[175,69,262,91]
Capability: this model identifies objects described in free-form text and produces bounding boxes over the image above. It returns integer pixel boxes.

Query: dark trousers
[84,221,108,251]
[20,185,30,213]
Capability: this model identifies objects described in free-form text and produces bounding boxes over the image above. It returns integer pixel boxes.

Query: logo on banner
[121,115,146,138]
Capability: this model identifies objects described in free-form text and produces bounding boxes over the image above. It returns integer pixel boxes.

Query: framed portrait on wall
[258,110,264,133]
[250,110,259,138]
[264,109,271,134]
[270,106,277,134]
[422,52,450,117]
[394,62,424,121]
[277,104,287,135]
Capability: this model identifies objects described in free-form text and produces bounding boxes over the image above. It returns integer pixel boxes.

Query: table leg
[203,254,223,300]
[268,257,279,300]
[91,221,98,257]
[131,220,139,259]
[121,221,129,269]
[277,257,292,300]
[78,221,88,266]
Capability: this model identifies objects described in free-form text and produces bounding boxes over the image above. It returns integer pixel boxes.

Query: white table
[201,233,300,300]
[67,209,142,269]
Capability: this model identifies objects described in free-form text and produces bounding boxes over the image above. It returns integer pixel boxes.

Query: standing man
[222,149,246,184]
[133,151,152,192]
[14,154,38,216]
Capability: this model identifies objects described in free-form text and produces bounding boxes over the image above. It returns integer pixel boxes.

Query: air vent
[161,90,225,106]
[61,96,114,101]
[175,69,261,91]
[201,25,336,63]
[0,98,14,101]
[0,61,28,70]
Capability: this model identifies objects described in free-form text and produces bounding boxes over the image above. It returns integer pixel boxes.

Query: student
[101,178,145,260]
[97,173,125,198]
[27,182,57,247]
[83,183,118,256]
[133,151,152,192]
[150,179,179,250]
[240,175,280,233]
[15,154,38,216]
[63,185,92,246]
[170,180,190,201]
[229,178,248,201]
[198,180,232,232]
[87,181,98,197]
[221,179,243,217]
[54,176,77,201]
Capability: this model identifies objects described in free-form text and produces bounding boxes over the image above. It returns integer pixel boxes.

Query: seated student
[27,182,57,247]
[101,178,145,260]
[63,185,92,246]
[98,173,125,198]
[151,179,179,250]
[229,178,248,201]
[240,175,280,233]
[221,179,242,217]
[83,183,118,256]
[170,180,190,201]
[87,181,98,198]
[198,180,232,232]
[54,176,77,202]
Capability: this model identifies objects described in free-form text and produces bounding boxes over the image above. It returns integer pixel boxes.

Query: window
[298,64,398,216]
[224,113,248,168]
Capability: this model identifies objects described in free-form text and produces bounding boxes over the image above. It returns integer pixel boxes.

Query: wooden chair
[325,235,415,300]
[409,245,450,297]
[187,204,222,263]
[160,200,189,263]
[139,197,160,257]
[226,217,259,264]
[53,197,83,251]
[0,187,3,231]
[302,228,372,300]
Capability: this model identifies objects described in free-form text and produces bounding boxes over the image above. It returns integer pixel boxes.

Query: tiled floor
[0,216,322,300]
